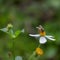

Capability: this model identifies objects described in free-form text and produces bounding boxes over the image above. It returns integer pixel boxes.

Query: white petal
[21,29,24,33]
[46,36,55,41]
[46,35,54,38]
[15,56,22,60]
[29,34,40,37]
[39,37,47,44]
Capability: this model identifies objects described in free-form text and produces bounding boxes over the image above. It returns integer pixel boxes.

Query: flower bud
[35,47,43,55]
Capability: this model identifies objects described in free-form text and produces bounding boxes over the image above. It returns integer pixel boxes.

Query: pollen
[40,31,46,36]
[35,47,43,55]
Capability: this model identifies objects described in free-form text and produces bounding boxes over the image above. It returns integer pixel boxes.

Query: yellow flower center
[40,31,46,36]
[35,48,43,55]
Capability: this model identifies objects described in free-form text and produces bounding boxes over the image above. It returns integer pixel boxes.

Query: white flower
[21,29,24,33]
[15,56,22,60]
[29,34,55,44]
[29,25,55,44]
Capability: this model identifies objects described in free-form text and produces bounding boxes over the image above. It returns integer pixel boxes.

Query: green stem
[38,44,40,47]
[28,51,36,60]
[12,38,15,60]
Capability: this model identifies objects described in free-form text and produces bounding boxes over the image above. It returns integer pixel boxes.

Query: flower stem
[38,44,40,47]
[28,51,36,60]
[12,38,15,60]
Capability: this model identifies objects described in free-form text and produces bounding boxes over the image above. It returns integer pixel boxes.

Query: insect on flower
[29,25,55,44]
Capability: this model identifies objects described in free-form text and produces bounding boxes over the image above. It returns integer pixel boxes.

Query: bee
[36,25,46,36]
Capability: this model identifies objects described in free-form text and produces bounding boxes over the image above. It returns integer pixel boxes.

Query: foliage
[0,0,60,60]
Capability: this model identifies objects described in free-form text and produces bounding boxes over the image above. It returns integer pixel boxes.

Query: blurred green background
[0,0,60,60]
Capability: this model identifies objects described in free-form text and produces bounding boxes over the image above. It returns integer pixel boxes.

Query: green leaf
[0,28,8,33]
[8,29,14,36]
[15,30,21,38]
[8,29,16,38]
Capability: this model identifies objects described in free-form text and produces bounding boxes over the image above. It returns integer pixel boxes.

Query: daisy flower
[29,25,55,44]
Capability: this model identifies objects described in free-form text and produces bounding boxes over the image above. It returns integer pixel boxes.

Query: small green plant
[0,24,24,39]
[0,23,24,60]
